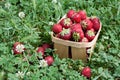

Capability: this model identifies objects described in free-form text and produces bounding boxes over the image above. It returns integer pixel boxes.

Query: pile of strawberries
[36,44,54,66]
[52,9,100,42]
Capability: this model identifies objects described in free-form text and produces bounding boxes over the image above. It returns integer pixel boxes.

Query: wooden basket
[51,15,102,62]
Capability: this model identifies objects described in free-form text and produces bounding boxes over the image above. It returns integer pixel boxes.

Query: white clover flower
[48,31,53,35]
[39,59,48,68]
[26,72,30,76]
[103,36,109,40]
[18,12,25,18]
[5,2,11,9]
[49,21,54,26]
[1,71,5,76]
[16,71,24,79]
[15,44,25,53]
[52,0,57,4]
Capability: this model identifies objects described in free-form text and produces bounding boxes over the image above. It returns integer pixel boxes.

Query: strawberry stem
[23,52,30,66]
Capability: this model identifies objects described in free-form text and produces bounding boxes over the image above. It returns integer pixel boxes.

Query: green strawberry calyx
[73,32,80,42]
[60,28,70,36]
[64,18,71,26]
[87,30,95,37]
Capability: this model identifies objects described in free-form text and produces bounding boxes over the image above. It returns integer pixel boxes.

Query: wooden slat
[89,44,96,60]
[54,43,68,59]
[71,47,87,62]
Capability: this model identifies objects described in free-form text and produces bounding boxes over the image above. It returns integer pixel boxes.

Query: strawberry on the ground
[59,18,73,29]
[81,37,89,42]
[72,28,84,42]
[81,18,93,30]
[45,56,54,66]
[52,24,62,34]
[60,28,72,40]
[85,29,95,41]
[81,66,91,78]
[42,43,51,51]
[67,9,75,18]
[90,16,100,31]
[13,42,21,48]
[13,42,25,55]
[37,47,45,56]
[72,12,81,23]
[78,10,87,20]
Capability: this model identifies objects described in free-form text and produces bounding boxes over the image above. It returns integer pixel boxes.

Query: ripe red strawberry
[72,28,84,42]
[55,33,61,38]
[81,67,91,78]
[42,43,51,51]
[81,19,93,30]
[78,10,87,20]
[52,24,62,34]
[85,29,95,41]
[37,47,45,56]
[67,9,75,18]
[90,28,95,31]
[60,18,73,29]
[81,37,89,42]
[45,56,54,66]
[60,28,71,40]
[13,42,25,55]
[71,23,82,31]
[90,16,100,31]
[72,12,81,23]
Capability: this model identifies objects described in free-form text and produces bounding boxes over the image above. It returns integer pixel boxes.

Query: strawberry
[71,23,82,30]
[90,16,100,31]
[13,42,25,55]
[60,18,73,29]
[45,56,54,66]
[81,67,91,78]
[72,12,81,23]
[72,28,84,42]
[55,33,61,38]
[67,9,75,18]
[42,43,51,51]
[52,24,62,34]
[37,47,45,56]
[85,29,95,41]
[13,42,21,48]
[60,28,71,40]
[90,28,95,32]
[81,37,89,42]
[81,19,93,30]
[78,10,87,20]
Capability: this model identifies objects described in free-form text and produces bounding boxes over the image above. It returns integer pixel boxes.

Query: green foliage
[0,0,120,79]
